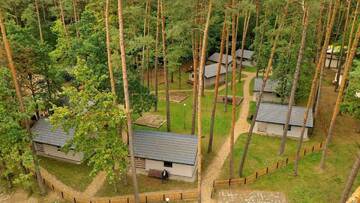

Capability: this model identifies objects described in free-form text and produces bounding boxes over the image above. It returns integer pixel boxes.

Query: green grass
[249,77,255,96]
[243,66,257,73]
[218,69,360,202]
[247,101,256,123]
[219,134,320,179]
[134,83,243,170]
[96,174,196,197]
[39,157,93,192]
[218,78,244,97]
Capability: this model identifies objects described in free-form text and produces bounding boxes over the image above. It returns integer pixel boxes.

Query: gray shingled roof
[253,78,279,93]
[203,63,227,79]
[208,53,233,64]
[31,119,198,165]
[236,49,254,60]
[31,119,74,147]
[256,103,313,127]
[134,131,198,165]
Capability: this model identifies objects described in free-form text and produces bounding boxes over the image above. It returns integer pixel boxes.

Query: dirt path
[201,72,255,202]
[83,171,106,197]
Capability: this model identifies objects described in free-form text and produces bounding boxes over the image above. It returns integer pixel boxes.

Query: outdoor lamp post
[183,103,187,129]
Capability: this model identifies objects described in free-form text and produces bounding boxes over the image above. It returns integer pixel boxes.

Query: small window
[164,161,173,168]
[57,146,61,151]
[283,125,292,131]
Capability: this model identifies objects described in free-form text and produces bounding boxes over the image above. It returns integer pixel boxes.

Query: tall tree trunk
[197,1,212,201]
[340,151,360,203]
[238,2,289,177]
[224,25,230,112]
[345,1,359,60]
[320,23,360,169]
[208,12,227,153]
[279,5,309,155]
[335,0,351,91]
[255,0,260,28]
[293,0,341,176]
[141,0,150,85]
[315,0,325,63]
[314,0,334,119]
[116,0,140,202]
[105,0,116,102]
[160,0,171,132]
[327,7,344,70]
[0,10,46,195]
[154,0,161,112]
[238,11,251,82]
[72,0,79,37]
[146,1,151,89]
[255,11,267,78]
[191,1,200,135]
[178,67,181,89]
[58,0,67,35]
[35,0,44,42]
[229,0,238,178]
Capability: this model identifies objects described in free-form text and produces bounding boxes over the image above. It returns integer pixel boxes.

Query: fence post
[145,196,147,203]
[163,194,166,201]
[61,191,64,198]
[229,178,231,186]
[276,161,279,169]
[286,157,289,165]
[73,197,76,203]
[320,141,323,149]
[312,145,315,152]
[180,192,183,200]
[266,167,269,174]
[255,171,258,179]
[303,148,307,156]
[244,177,247,185]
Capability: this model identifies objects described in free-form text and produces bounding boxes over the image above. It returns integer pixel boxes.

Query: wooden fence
[211,141,324,197]
[40,167,198,203]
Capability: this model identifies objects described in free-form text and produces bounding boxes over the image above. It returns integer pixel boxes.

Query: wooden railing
[211,141,324,197]
[40,167,198,203]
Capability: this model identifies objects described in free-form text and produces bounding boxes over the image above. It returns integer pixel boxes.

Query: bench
[148,169,169,180]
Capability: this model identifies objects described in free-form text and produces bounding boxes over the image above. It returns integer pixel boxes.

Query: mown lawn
[218,69,360,202]
[39,157,93,192]
[134,80,244,170]
[96,174,196,197]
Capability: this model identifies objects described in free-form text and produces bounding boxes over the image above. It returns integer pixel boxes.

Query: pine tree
[279,3,309,156]
[117,0,140,201]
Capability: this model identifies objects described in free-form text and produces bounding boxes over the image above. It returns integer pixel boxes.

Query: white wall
[254,121,309,140]
[145,159,195,178]
[35,143,84,163]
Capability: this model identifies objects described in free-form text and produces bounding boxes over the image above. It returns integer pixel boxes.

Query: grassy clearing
[220,134,320,179]
[39,157,93,192]
[134,85,243,169]
[243,66,257,73]
[219,69,360,202]
[96,174,196,197]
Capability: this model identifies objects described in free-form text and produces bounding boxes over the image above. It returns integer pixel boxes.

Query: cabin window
[57,146,61,151]
[164,161,173,168]
[283,125,292,131]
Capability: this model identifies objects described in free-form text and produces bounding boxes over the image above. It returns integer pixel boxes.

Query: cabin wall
[254,121,309,140]
[145,159,195,178]
[34,143,83,164]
